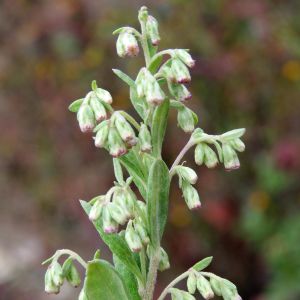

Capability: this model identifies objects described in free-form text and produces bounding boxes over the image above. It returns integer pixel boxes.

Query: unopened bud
[171,58,191,83]
[182,181,201,210]
[108,127,127,157]
[94,121,109,148]
[230,138,245,152]
[222,143,240,170]
[134,222,150,245]
[177,107,195,133]
[135,68,147,98]
[220,128,245,142]
[102,204,119,233]
[210,277,222,296]
[112,189,132,220]
[125,220,143,252]
[77,104,95,133]
[89,196,105,221]
[139,124,152,152]
[50,261,64,287]
[123,189,136,215]
[170,288,195,300]
[146,15,160,46]
[145,80,165,105]
[169,82,192,102]
[114,112,136,143]
[203,144,218,168]
[197,275,214,300]
[45,268,60,294]
[187,272,197,294]
[195,143,205,165]
[174,166,198,185]
[158,247,170,271]
[62,258,81,288]
[108,202,128,225]
[95,88,113,104]
[116,31,139,57]
[90,94,107,122]
[175,49,195,68]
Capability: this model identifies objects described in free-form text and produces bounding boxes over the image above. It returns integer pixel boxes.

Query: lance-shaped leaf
[192,256,213,272]
[151,99,170,158]
[83,259,130,300]
[80,201,143,282]
[147,159,170,248]
[112,69,135,88]
[113,254,141,300]
[68,99,83,112]
[130,86,148,121]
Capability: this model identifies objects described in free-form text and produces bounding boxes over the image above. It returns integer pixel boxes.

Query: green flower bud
[50,261,64,287]
[171,58,191,83]
[94,121,109,148]
[116,31,139,57]
[195,143,205,165]
[62,258,81,288]
[108,127,127,157]
[145,80,165,105]
[134,221,150,245]
[108,202,128,225]
[123,189,136,215]
[135,68,147,98]
[89,196,105,221]
[112,189,132,220]
[89,94,107,122]
[125,220,143,252]
[174,166,198,184]
[114,112,136,143]
[197,275,214,299]
[45,268,60,294]
[168,82,192,102]
[139,124,152,152]
[220,128,245,142]
[95,88,113,104]
[175,49,195,68]
[102,204,119,233]
[158,247,170,271]
[203,144,218,168]
[221,278,239,300]
[182,181,201,210]
[230,138,245,152]
[187,272,197,294]
[210,277,222,296]
[222,143,240,170]
[177,107,195,133]
[170,288,184,300]
[146,15,160,46]
[77,104,95,133]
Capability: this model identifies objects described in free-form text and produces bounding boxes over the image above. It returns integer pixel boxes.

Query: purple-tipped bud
[90,94,107,122]
[182,181,201,210]
[108,202,128,225]
[168,82,192,102]
[108,127,127,157]
[94,121,109,148]
[203,144,219,168]
[139,124,152,152]
[135,68,147,98]
[77,104,95,133]
[146,15,160,46]
[116,31,139,57]
[222,143,240,170]
[125,220,143,252]
[171,58,191,83]
[134,222,150,246]
[175,49,195,68]
[114,112,136,143]
[102,204,119,233]
[95,88,113,104]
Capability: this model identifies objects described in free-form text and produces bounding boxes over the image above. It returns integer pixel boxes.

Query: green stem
[119,111,141,130]
[140,248,147,282]
[157,269,191,300]
[145,248,160,300]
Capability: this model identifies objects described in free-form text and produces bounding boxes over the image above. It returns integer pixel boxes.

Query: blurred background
[0,0,300,299]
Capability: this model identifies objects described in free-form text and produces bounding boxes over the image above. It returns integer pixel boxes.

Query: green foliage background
[0,0,299,299]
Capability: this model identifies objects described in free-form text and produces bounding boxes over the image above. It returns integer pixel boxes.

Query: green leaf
[147,159,170,248]
[83,259,130,300]
[113,158,124,184]
[91,80,98,91]
[130,87,148,121]
[68,99,83,112]
[112,69,135,88]
[192,256,213,272]
[148,55,162,74]
[80,201,143,282]
[113,255,141,300]
[119,150,147,199]
[151,99,170,158]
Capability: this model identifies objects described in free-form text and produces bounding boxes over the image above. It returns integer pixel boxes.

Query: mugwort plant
[43,6,245,300]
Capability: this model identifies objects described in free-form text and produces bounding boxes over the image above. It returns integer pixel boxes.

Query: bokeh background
[1,0,300,299]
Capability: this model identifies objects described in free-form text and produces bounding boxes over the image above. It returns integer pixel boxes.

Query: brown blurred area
[0,0,300,299]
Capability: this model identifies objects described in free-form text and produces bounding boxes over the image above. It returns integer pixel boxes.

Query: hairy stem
[157,270,191,300]
[145,248,160,300]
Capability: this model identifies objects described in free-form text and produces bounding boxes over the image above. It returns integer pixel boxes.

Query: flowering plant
[43,6,245,300]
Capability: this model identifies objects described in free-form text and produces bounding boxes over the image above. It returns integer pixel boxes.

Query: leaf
[119,150,147,199]
[83,259,130,300]
[148,55,162,74]
[112,69,135,88]
[113,158,124,184]
[130,87,148,121]
[113,254,141,300]
[151,99,170,158]
[68,99,83,112]
[220,128,246,142]
[80,201,143,282]
[147,159,170,248]
[192,256,213,272]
